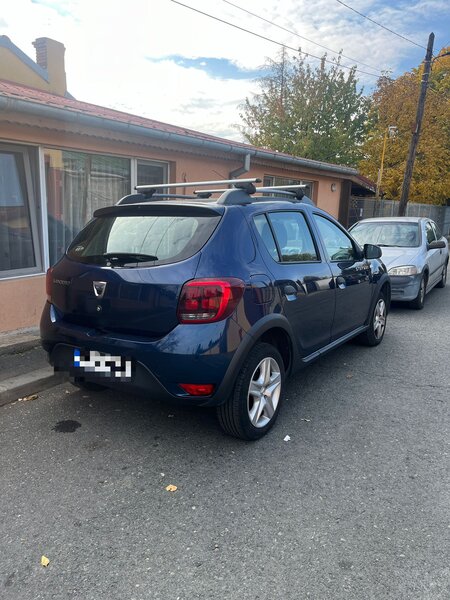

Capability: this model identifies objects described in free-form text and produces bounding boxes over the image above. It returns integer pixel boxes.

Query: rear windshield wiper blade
[103,252,158,262]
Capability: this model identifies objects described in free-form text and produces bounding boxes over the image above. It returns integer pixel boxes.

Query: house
[0,35,364,333]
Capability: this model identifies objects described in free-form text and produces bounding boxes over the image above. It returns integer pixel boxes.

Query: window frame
[0,143,43,280]
[136,159,170,187]
[253,209,322,264]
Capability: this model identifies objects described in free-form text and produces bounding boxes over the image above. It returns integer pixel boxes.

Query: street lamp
[376,125,398,199]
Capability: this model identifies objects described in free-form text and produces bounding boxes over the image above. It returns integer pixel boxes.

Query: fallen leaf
[165,484,178,492]
[18,394,38,402]
[40,555,50,567]
[283,435,291,442]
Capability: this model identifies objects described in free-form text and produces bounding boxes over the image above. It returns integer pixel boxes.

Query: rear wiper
[103,252,158,263]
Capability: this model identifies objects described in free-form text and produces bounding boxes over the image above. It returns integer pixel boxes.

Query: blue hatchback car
[41,179,390,440]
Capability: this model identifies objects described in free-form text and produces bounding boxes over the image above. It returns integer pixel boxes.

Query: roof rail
[135,178,261,192]
[116,179,312,207]
[193,184,306,197]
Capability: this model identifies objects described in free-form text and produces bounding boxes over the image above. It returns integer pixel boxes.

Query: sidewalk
[0,327,64,407]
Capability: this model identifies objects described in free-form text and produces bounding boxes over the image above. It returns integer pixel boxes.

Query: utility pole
[397,32,434,216]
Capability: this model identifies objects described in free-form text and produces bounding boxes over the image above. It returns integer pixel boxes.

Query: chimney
[32,37,67,96]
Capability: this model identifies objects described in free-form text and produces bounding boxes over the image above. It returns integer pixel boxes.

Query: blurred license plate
[73,349,132,380]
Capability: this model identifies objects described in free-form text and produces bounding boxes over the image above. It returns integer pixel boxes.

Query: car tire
[436,261,448,288]
[410,274,427,310]
[358,291,387,346]
[72,378,107,392]
[217,343,285,441]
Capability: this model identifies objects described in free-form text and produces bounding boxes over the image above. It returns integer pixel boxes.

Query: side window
[431,221,442,240]
[253,214,279,261]
[314,214,356,261]
[425,222,436,244]
[267,212,319,262]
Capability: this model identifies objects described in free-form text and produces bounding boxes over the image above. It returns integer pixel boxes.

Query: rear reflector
[179,383,215,396]
[177,278,245,324]
[46,267,54,302]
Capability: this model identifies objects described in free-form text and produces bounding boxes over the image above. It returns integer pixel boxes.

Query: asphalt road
[1,282,449,600]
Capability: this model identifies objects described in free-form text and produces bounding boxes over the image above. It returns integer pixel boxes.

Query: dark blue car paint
[41,200,390,406]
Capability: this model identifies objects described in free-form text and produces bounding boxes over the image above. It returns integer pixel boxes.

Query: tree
[239,50,370,167]
[359,46,450,205]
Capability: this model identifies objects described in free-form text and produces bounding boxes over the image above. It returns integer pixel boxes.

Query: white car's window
[351,222,420,248]
[425,222,436,244]
[431,221,442,240]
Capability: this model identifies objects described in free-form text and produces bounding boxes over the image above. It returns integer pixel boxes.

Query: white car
[350,217,449,309]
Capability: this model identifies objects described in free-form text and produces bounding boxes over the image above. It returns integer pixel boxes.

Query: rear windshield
[351,221,420,248]
[67,214,221,266]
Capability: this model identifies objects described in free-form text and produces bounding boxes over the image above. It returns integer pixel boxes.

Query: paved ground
[1,283,449,600]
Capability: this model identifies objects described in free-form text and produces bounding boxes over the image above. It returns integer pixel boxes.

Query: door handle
[336,276,346,289]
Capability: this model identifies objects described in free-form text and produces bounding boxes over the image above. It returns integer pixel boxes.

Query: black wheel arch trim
[368,273,391,322]
[207,314,298,407]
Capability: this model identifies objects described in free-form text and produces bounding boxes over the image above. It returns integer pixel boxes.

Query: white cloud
[1,0,448,140]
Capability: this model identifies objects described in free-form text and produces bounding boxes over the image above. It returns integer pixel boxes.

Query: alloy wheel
[247,357,282,428]
[373,298,386,340]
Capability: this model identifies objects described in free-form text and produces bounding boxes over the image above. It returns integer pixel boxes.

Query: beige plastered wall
[0,117,344,332]
[0,275,45,332]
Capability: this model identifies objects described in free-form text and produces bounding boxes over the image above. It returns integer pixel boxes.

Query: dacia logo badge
[93,281,107,298]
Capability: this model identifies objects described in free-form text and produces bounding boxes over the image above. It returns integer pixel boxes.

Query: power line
[334,0,426,49]
[221,0,382,74]
[170,0,383,79]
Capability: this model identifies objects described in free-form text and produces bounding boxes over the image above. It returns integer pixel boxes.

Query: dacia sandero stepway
[41,178,390,440]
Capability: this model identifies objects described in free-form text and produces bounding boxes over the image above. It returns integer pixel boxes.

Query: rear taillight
[46,267,53,302]
[177,278,245,324]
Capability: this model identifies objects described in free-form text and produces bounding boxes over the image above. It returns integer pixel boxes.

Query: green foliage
[359,46,450,205]
[239,49,370,167]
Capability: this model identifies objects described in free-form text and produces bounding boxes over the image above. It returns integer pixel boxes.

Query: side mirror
[427,240,446,250]
[364,243,382,259]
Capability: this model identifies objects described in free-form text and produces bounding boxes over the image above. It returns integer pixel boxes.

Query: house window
[137,160,168,186]
[0,145,42,278]
[263,175,314,199]
[44,149,131,265]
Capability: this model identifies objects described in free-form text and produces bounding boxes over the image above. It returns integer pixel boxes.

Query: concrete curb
[0,338,41,357]
[0,367,65,407]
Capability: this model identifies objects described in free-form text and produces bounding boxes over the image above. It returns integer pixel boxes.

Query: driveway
[1,283,449,600]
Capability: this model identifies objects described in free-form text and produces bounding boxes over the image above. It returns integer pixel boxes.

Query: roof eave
[0,95,358,177]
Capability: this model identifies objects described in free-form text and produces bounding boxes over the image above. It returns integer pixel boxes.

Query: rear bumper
[40,302,249,407]
[390,274,422,301]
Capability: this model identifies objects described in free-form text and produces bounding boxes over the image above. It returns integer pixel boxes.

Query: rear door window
[67,210,221,267]
[254,211,319,262]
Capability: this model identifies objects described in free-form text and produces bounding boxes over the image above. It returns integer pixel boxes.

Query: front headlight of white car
[388,265,419,276]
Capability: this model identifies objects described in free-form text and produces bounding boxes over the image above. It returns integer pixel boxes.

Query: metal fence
[348,197,450,236]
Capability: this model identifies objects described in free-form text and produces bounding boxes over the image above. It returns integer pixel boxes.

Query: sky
[1,0,449,141]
